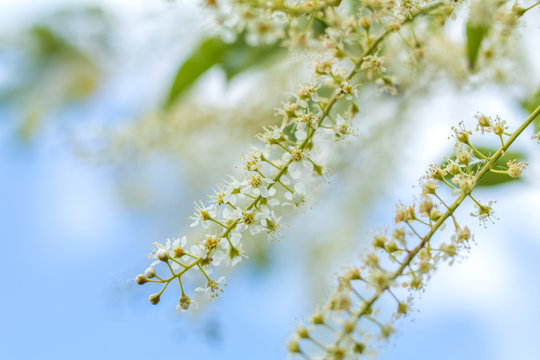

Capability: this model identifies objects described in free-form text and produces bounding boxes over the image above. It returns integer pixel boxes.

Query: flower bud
[360,16,371,31]
[179,294,191,311]
[373,234,386,249]
[287,339,301,353]
[144,267,156,278]
[430,209,442,222]
[310,312,324,325]
[353,342,366,354]
[297,327,309,339]
[173,246,186,258]
[136,274,148,285]
[388,22,401,32]
[384,241,398,254]
[149,293,161,305]
[342,321,355,334]
[512,4,526,17]
[157,249,169,262]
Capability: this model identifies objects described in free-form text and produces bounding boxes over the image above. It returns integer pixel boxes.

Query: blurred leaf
[30,26,71,60]
[18,108,43,142]
[220,39,281,80]
[441,147,525,187]
[466,21,489,71]
[164,35,283,109]
[164,37,229,109]
[521,86,540,132]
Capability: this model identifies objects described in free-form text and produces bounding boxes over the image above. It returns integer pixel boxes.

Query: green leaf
[521,86,540,132]
[164,37,229,109]
[164,35,283,109]
[220,39,282,80]
[465,21,489,71]
[441,147,526,187]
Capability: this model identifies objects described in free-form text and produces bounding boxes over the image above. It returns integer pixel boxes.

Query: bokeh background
[1,1,539,359]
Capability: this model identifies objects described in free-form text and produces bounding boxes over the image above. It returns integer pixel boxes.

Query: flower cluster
[287,108,539,359]
[136,0,457,313]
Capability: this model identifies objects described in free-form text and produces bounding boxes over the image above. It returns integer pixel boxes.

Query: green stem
[332,103,540,346]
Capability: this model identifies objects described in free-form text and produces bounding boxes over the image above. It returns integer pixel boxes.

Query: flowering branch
[287,104,540,359]
[135,0,448,313]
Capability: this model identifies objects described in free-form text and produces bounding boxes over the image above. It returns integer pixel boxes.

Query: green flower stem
[524,0,540,13]
[489,169,508,174]
[334,103,540,346]
[172,0,446,287]
[469,143,489,159]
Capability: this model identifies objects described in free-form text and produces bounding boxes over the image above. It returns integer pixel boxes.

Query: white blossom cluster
[287,111,534,359]
[135,67,359,312]
[136,0,461,316]
[135,0,538,343]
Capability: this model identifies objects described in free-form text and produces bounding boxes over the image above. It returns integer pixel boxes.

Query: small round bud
[310,312,324,325]
[136,274,148,285]
[353,342,366,354]
[297,327,309,339]
[156,249,169,262]
[373,234,386,249]
[385,241,399,254]
[149,293,161,305]
[360,16,371,31]
[342,321,355,334]
[430,209,442,222]
[173,246,186,258]
[287,339,301,353]
[512,4,526,17]
[144,267,156,278]
[178,294,191,311]
[456,131,469,144]
[388,22,401,32]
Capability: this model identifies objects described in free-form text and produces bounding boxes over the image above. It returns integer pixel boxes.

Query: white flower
[209,185,236,207]
[176,297,198,314]
[284,183,307,208]
[190,244,206,258]
[210,238,230,266]
[144,267,156,278]
[195,276,227,300]
[282,150,313,179]
[333,114,354,140]
[254,207,282,239]
[190,201,216,228]
[150,237,189,270]
[241,174,275,198]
